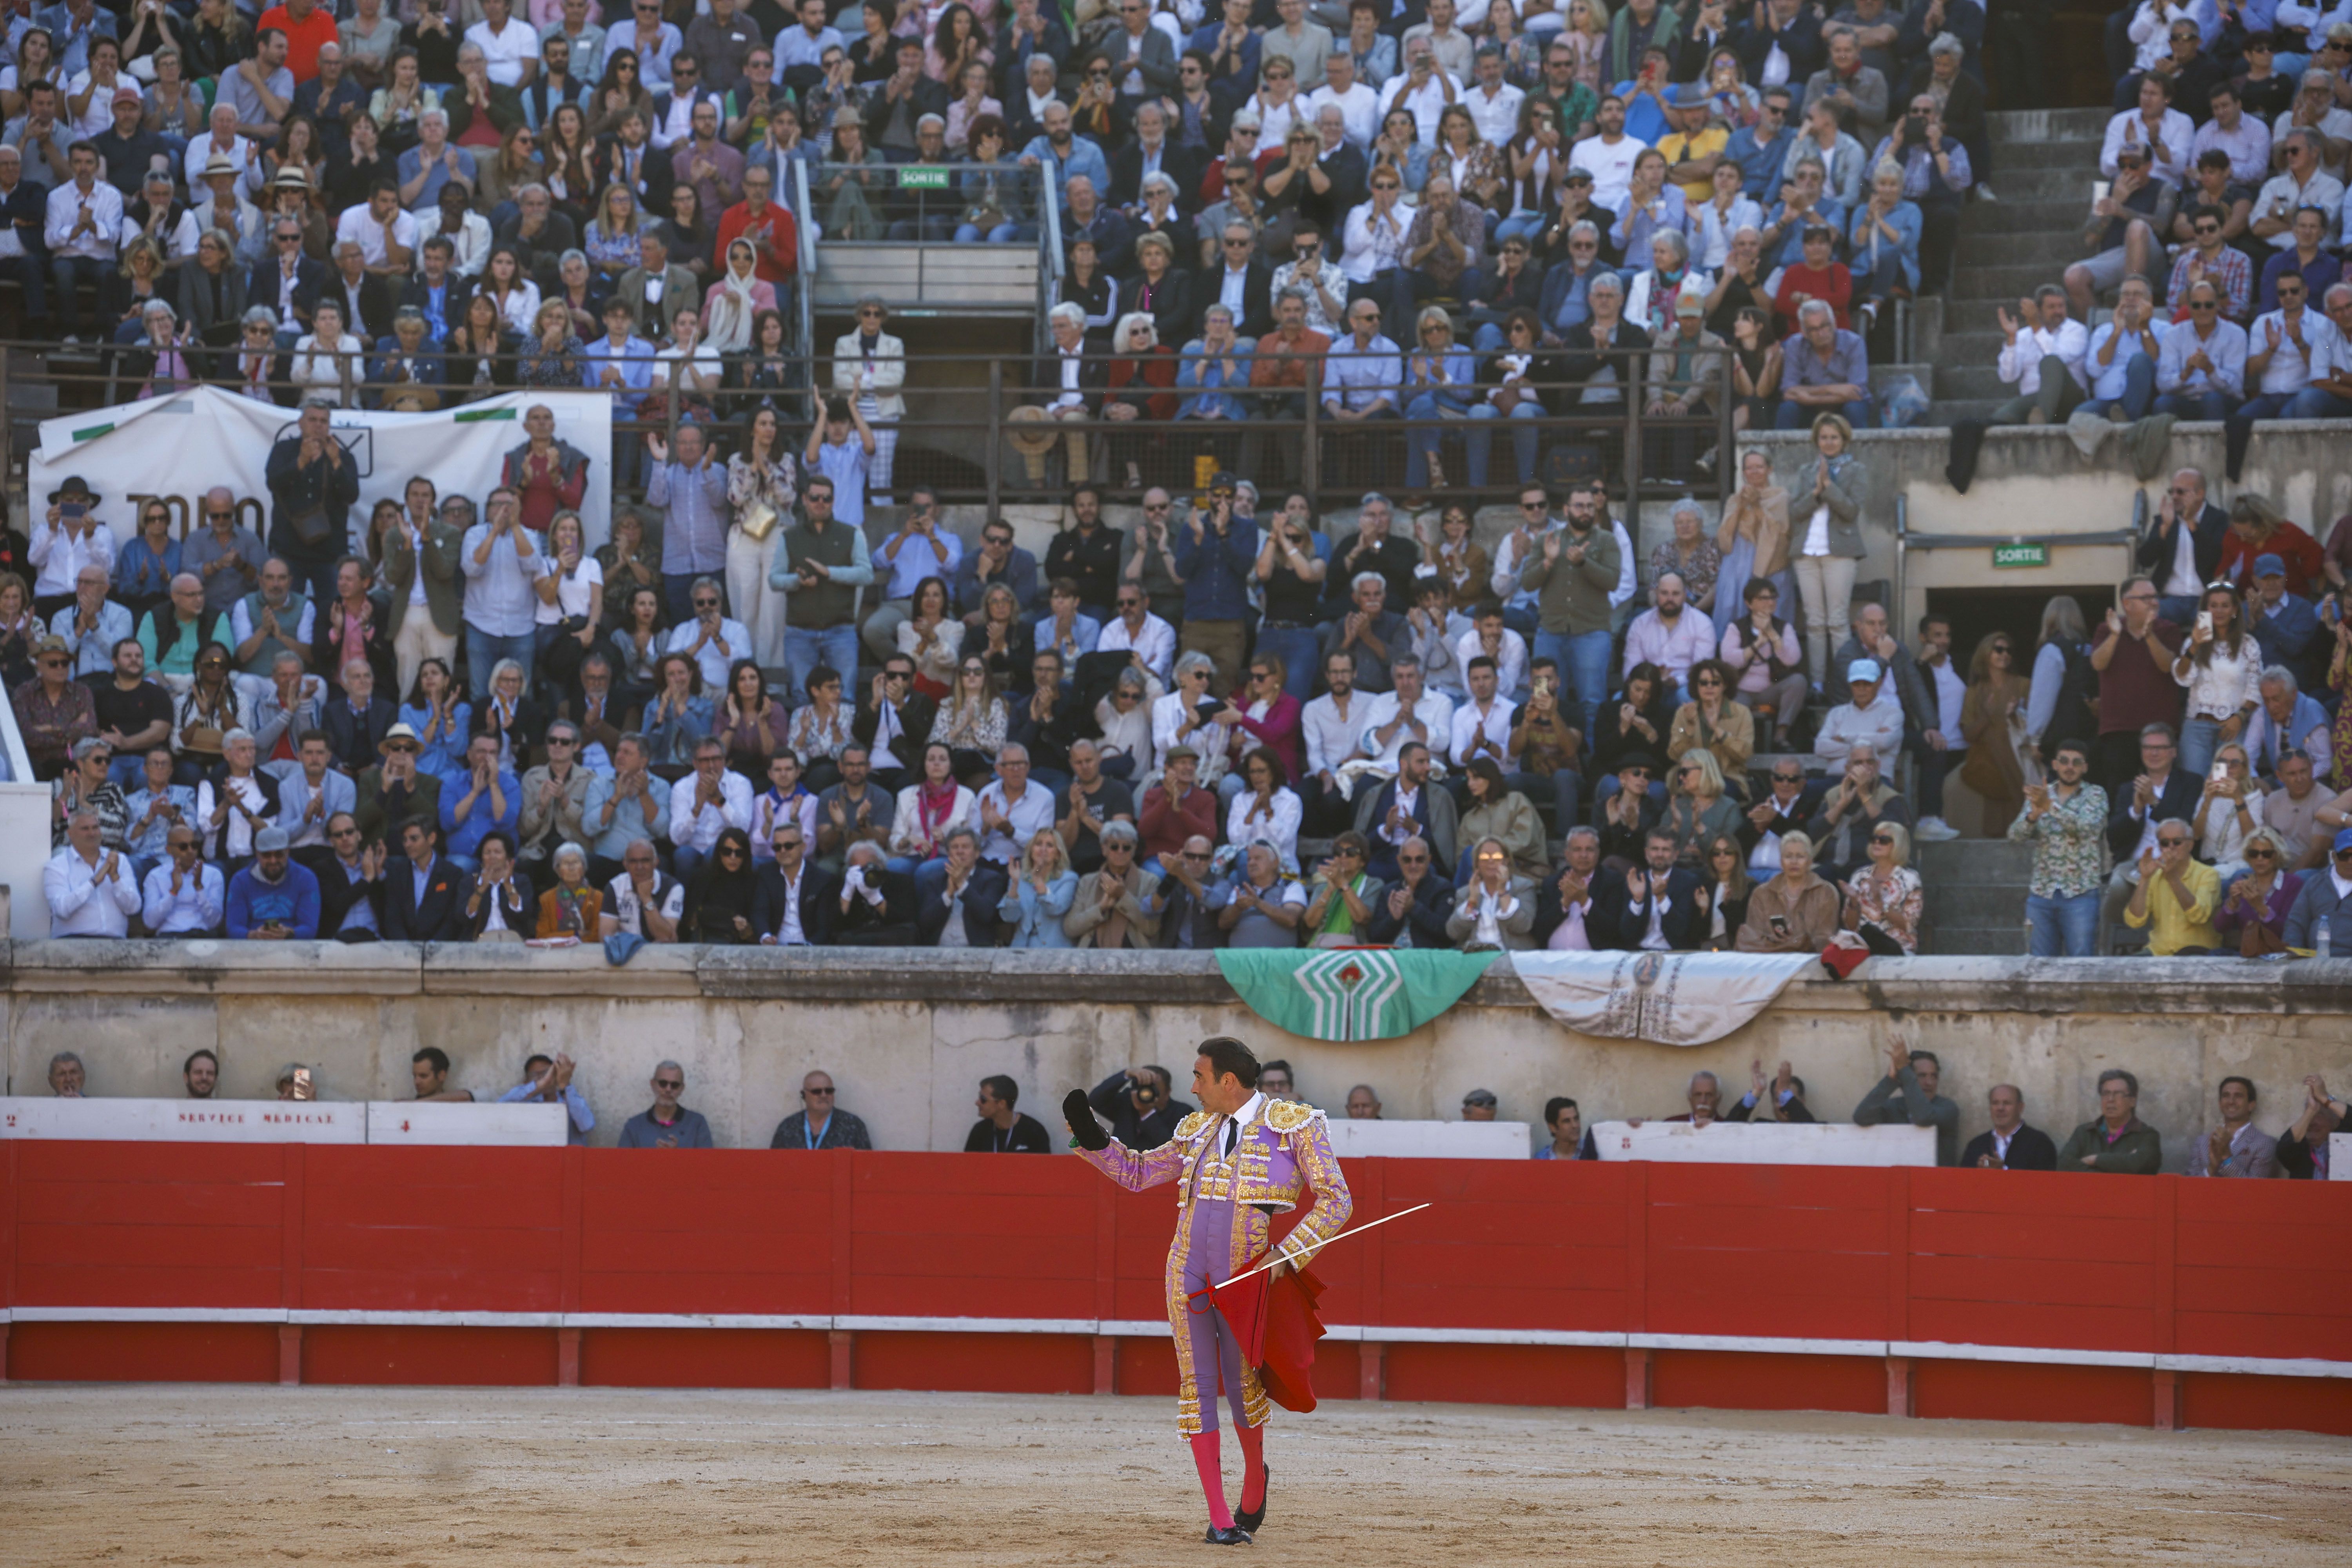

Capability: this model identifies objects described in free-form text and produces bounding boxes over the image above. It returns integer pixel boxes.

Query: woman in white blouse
[1093,665,1158,780]
[887,740,978,875]
[288,300,365,405]
[2170,580,2261,780]
[1225,745,1303,872]
[1152,652,1235,791]
[479,244,543,336]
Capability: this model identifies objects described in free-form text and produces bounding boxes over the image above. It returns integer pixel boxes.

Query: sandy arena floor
[0,1384,2344,1566]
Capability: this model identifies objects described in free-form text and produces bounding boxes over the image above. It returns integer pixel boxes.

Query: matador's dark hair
[1196,1036,1260,1089]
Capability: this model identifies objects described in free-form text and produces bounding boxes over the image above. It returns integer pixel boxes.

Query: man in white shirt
[334,182,417,271]
[1377,36,1460,147]
[1462,43,1523,147]
[1305,48,1380,151]
[2240,271,2345,419]
[664,574,753,690]
[1300,645,1373,825]
[1812,658,1906,769]
[773,0,841,73]
[29,488,116,607]
[2082,274,2167,419]
[465,0,540,89]
[140,826,227,937]
[1097,586,1177,683]
[755,819,818,945]
[1348,653,1456,782]
[1452,603,1528,699]
[45,807,141,937]
[1742,761,1815,877]
[1545,826,1606,949]
[2100,72,2194,187]
[1401,0,1474,78]
[668,737,753,880]
[607,837,685,941]
[976,743,1056,867]
[43,140,121,341]
[1447,653,1516,780]
[1989,284,2091,425]
[184,102,264,201]
[1570,94,1647,213]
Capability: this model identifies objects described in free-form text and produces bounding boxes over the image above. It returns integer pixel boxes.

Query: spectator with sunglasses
[2281,826,2352,949]
[2123,816,2222,954]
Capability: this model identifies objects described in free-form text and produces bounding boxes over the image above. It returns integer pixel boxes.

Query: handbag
[739,495,780,541]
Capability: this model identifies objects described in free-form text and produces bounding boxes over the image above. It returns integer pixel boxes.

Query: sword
[1193,1203,1434,1302]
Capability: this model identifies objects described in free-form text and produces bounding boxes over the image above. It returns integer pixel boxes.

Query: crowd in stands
[0,0,2016,446]
[1997,1,2352,429]
[18,406,2352,961]
[41,1038,2349,1178]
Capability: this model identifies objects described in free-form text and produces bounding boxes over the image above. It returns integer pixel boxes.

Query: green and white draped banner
[1215,949,1499,1042]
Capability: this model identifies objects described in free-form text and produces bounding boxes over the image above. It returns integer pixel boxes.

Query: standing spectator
[1960,1085,2060,1171]
[2057,1069,2163,1174]
[1853,1041,1958,1164]
[769,473,873,705]
[459,486,540,701]
[2009,740,2111,957]
[2091,577,2187,790]
[618,1061,715,1147]
[2187,1076,2281,1177]
[831,295,904,504]
[1172,474,1259,693]
[646,422,730,622]
[964,1074,1050,1152]
[263,399,362,612]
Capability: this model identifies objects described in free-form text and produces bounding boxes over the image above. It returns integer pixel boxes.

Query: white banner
[1513,951,1814,1046]
[0,1095,363,1142]
[30,385,617,555]
[1592,1120,1935,1167]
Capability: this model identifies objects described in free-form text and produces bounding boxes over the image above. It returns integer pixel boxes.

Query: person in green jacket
[2056,1067,2164,1174]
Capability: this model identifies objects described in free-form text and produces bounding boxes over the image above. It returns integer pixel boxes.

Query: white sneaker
[1975,185,1998,203]
[1915,816,1961,841]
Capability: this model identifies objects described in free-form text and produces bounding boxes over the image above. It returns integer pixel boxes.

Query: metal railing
[0,339,1742,515]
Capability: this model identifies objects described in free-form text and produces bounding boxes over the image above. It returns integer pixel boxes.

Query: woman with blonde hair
[1105,309,1179,489]
[1958,630,2034,835]
[1662,746,1742,868]
[1560,0,1610,94]
[1713,447,1789,623]
[1447,835,1539,950]
[1835,818,1922,954]
[997,826,1079,947]
[583,182,644,282]
[1735,829,1840,951]
[2214,825,2299,955]
[2190,741,2267,888]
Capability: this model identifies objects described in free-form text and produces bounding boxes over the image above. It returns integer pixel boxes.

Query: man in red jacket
[715,162,799,287]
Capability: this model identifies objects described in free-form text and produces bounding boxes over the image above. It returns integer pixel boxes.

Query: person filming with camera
[1085,1063,1194,1151]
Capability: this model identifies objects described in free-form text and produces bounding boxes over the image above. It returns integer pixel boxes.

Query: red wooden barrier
[2,1143,2347,1435]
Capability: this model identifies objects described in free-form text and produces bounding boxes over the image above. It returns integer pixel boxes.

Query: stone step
[1955,230,2084,268]
[1916,837,2035,877]
[1936,364,2014,399]
[1960,196,2098,235]
[1922,885,2038,931]
[1937,325,2009,359]
[1924,923,2031,956]
[1987,107,2116,143]
[1969,167,2095,203]
[1924,397,2006,424]
[1955,259,2086,300]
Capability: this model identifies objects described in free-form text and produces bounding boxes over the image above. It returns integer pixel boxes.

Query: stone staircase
[1915,835,2033,955]
[1930,107,2113,425]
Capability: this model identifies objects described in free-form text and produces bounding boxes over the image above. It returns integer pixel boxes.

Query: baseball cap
[2254,553,2286,577]
[254,827,290,853]
[1847,658,1884,683]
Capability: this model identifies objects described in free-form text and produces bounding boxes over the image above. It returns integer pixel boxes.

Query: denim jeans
[464,626,537,701]
[2154,388,2236,420]
[107,754,150,790]
[1254,624,1323,703]
[1404,393,1475,488]
[2085,352,2158,421]
[2178,713,2226,780]
[1534,627,1613,737]
[1466,401,1543,485]
[2026,890,2100,957]
[783,623,861,710]
[2287,387,2352,417]
[1775,396,1875,430]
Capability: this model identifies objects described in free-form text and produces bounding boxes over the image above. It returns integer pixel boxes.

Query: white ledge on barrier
[1592,1119,1936,1166]
[363,1102,567,1146]
[1324,1120,1532,1160]
[0,1096,363,1143]
[2331,1133,2350,1179]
